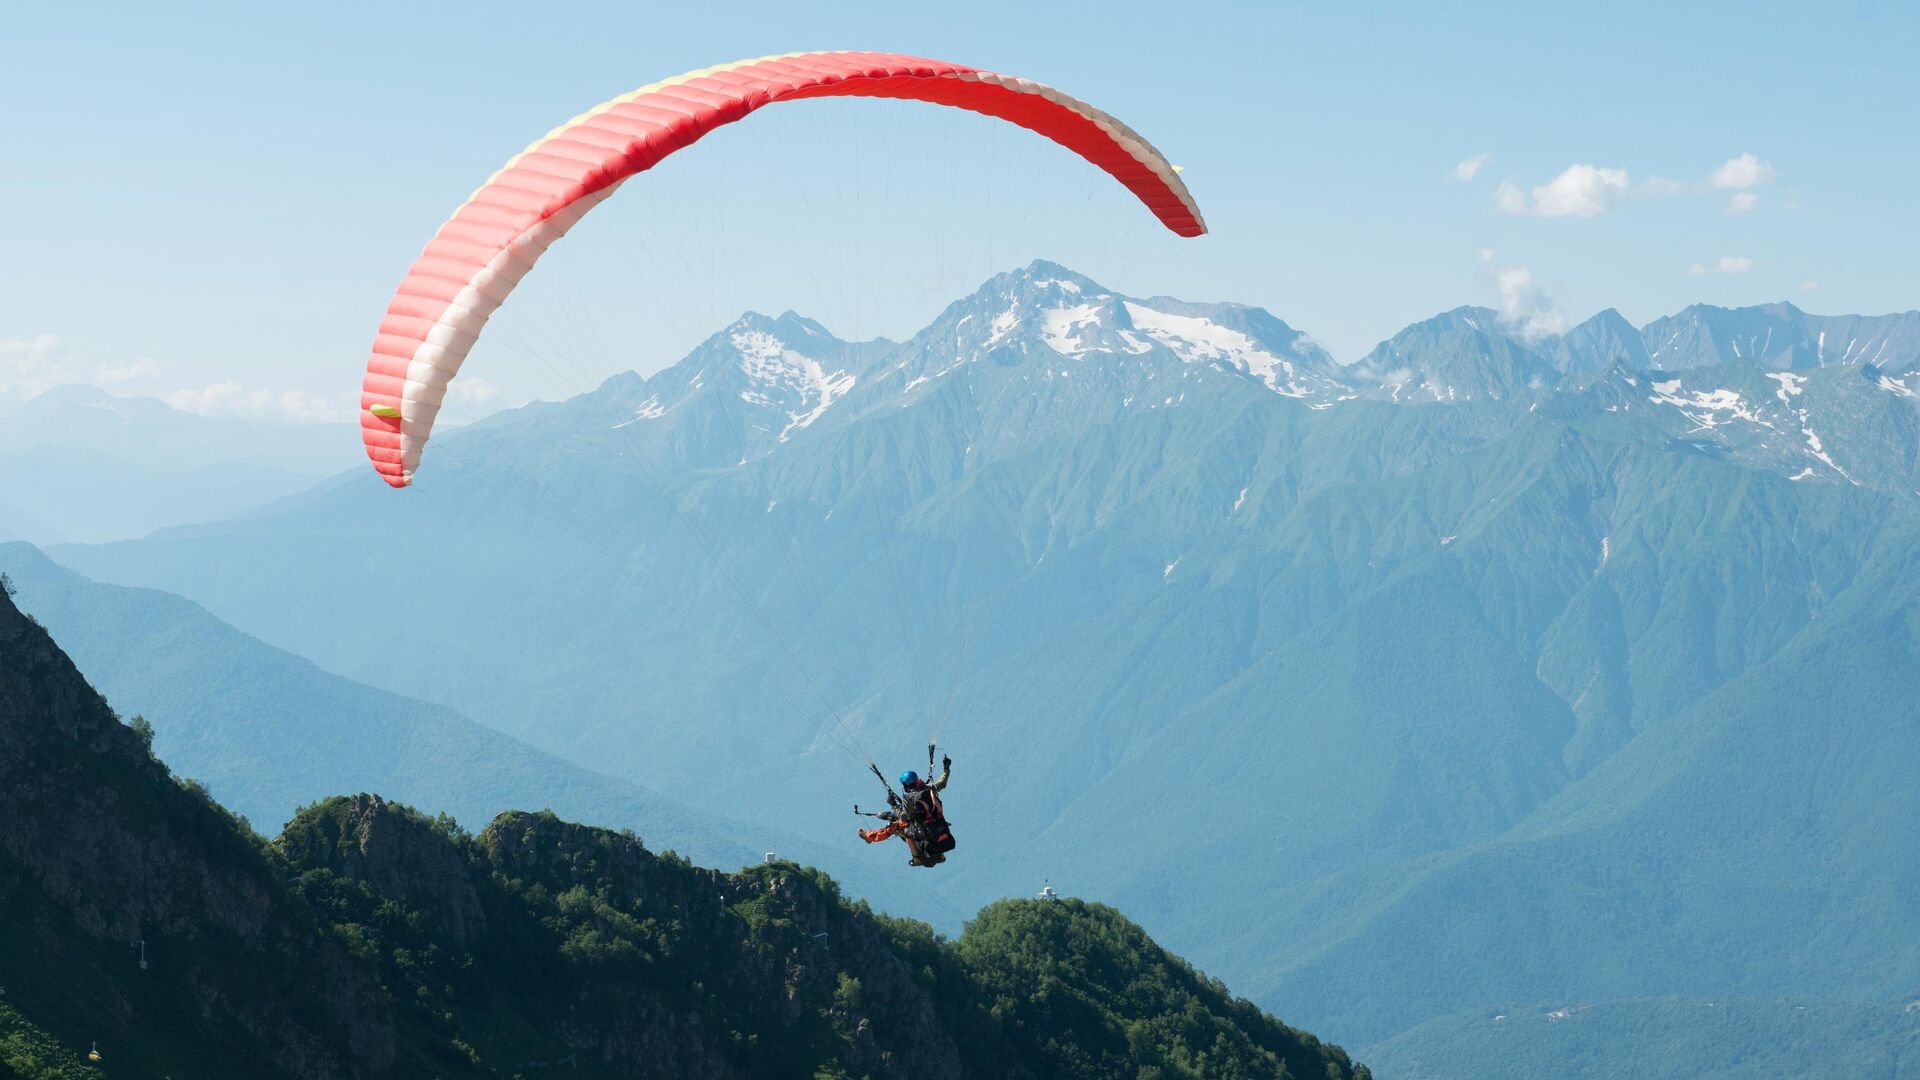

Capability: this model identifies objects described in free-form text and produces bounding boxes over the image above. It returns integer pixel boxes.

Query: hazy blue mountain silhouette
[0,384,353,543]
[0,541,942,921]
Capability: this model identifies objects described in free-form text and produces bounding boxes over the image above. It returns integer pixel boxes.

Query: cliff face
[0,583,1365,1079]
[0,582,395,1078]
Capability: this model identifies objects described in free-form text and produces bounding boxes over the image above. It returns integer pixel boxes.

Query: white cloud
[1798,280,1821,292]
[1491,154,1775,220]
[0,334,61,362]
[164,382,267,417]
[1690,256,1757,276]
[1,334,346,425]
[446,375,501,407]
[1710,152,1774,189]
[165,381,348,423]
[1496,164,1630,218]
[1498,266,1568,338]
[1,334,190,414]
[1454,153,1491,181]
[0,334,65,404]
[95,356,161,386]
[1477,249,1567,341]
[0,334,167,407]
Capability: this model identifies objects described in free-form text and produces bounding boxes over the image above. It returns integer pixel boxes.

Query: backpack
[903,788,955,857]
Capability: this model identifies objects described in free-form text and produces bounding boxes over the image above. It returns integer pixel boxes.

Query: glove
[942,755,952,771]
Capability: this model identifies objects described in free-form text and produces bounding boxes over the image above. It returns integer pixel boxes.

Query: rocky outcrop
[278,793,487,944]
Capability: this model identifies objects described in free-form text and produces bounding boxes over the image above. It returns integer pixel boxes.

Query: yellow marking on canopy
[369,404,402,419]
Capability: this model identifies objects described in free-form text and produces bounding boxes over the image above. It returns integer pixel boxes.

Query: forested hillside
[0,577,1361,1078]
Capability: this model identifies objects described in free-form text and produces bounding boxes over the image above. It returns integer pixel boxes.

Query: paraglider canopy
[360,50,1206,489]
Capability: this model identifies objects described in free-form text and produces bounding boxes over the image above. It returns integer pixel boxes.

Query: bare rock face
[278,792,487,944]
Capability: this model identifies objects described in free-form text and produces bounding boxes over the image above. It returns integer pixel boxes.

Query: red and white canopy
[361,51,1206,487]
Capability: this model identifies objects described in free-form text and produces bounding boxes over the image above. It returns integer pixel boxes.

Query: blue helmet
[898,770,921,789]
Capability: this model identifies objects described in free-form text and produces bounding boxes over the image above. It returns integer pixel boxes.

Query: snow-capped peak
[602,311,863,451]
[890,261,1349,403]
[728,325,858,442]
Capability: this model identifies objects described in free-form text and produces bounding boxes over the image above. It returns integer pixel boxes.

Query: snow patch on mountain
[1042,304,1106,356]
[1124,303,1320,397]
[1644,370,1862,485]
[1766,371,1805,404]
[1648,381,1769,431]
[730,329,857,441]
[987,308,1020,347]
[1795,419,1852,484]
[612,395,666,428]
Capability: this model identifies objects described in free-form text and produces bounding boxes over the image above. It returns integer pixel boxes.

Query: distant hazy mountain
[1345,299,1920,391]
[1564,358,1920,489]
[576,309,897,471]
[46,262,1920,1074]
[0,385,354,542]
[0,541,950,908]
[1641,301,1920,372]
[1552,308,1650,375]
[1351,306,1559,401]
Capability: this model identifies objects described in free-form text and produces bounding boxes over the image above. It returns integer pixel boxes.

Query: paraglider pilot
[859,753,954,867]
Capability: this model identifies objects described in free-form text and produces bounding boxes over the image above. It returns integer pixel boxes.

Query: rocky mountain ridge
[551,263,1920,495]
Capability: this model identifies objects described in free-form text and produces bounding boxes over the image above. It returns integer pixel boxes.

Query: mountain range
[0,385,352,543]
[0,577,1364,1078]
[35,261,1920,1077]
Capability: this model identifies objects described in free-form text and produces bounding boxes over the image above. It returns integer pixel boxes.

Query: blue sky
[2,0,1914,420]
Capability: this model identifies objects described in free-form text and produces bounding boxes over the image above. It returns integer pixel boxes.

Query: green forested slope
[0,579,1361,1079]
